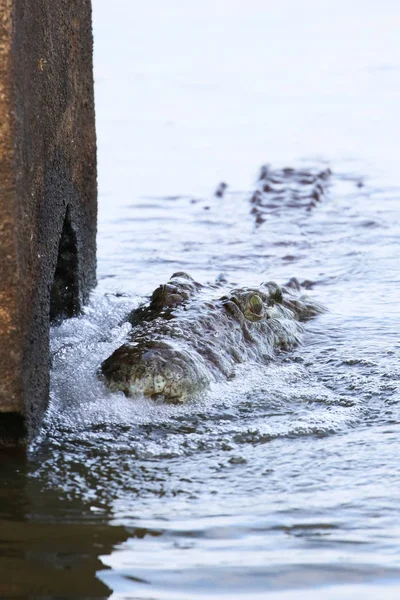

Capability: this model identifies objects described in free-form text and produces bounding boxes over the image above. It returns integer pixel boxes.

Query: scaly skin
[100,272,324,402]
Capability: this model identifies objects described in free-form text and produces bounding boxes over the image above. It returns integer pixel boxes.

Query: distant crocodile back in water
[250,165,332,225]
[100,273,325,402]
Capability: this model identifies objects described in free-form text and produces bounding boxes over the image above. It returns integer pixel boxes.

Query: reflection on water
[1,0,400,598]
[0,450,129,599]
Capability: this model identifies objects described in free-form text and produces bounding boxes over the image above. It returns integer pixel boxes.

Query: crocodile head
[101,276,324,403]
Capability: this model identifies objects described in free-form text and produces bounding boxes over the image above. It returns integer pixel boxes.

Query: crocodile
[250,165,332,225]
[100,272,324,402]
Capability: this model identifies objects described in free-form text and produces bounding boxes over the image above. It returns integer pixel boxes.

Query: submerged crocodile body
[101,272,324,402]
[250,165,332,225]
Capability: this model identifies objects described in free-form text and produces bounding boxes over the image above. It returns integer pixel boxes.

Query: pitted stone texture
[0,0,97,445]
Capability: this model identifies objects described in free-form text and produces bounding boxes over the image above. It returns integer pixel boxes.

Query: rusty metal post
[0,0,97,446]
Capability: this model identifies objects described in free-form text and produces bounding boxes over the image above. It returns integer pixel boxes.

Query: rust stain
[0,1,13,163]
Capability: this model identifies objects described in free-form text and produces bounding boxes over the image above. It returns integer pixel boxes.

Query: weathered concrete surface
[0,0,97,445]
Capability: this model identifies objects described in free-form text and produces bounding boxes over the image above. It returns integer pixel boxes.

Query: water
[1,1,400,598]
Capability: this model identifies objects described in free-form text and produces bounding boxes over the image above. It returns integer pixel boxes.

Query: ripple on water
[24,164,400,598]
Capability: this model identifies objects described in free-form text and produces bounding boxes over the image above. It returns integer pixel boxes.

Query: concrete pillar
[0,1,97,446]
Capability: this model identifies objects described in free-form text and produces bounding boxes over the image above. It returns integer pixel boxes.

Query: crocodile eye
[249,294,263,315]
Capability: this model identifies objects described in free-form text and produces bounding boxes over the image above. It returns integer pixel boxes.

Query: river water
[1,1,400,598]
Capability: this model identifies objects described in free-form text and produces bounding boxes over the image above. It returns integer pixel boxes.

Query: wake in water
[31,164,379,494]
[24,161,400,599]
[31,287,361,506]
